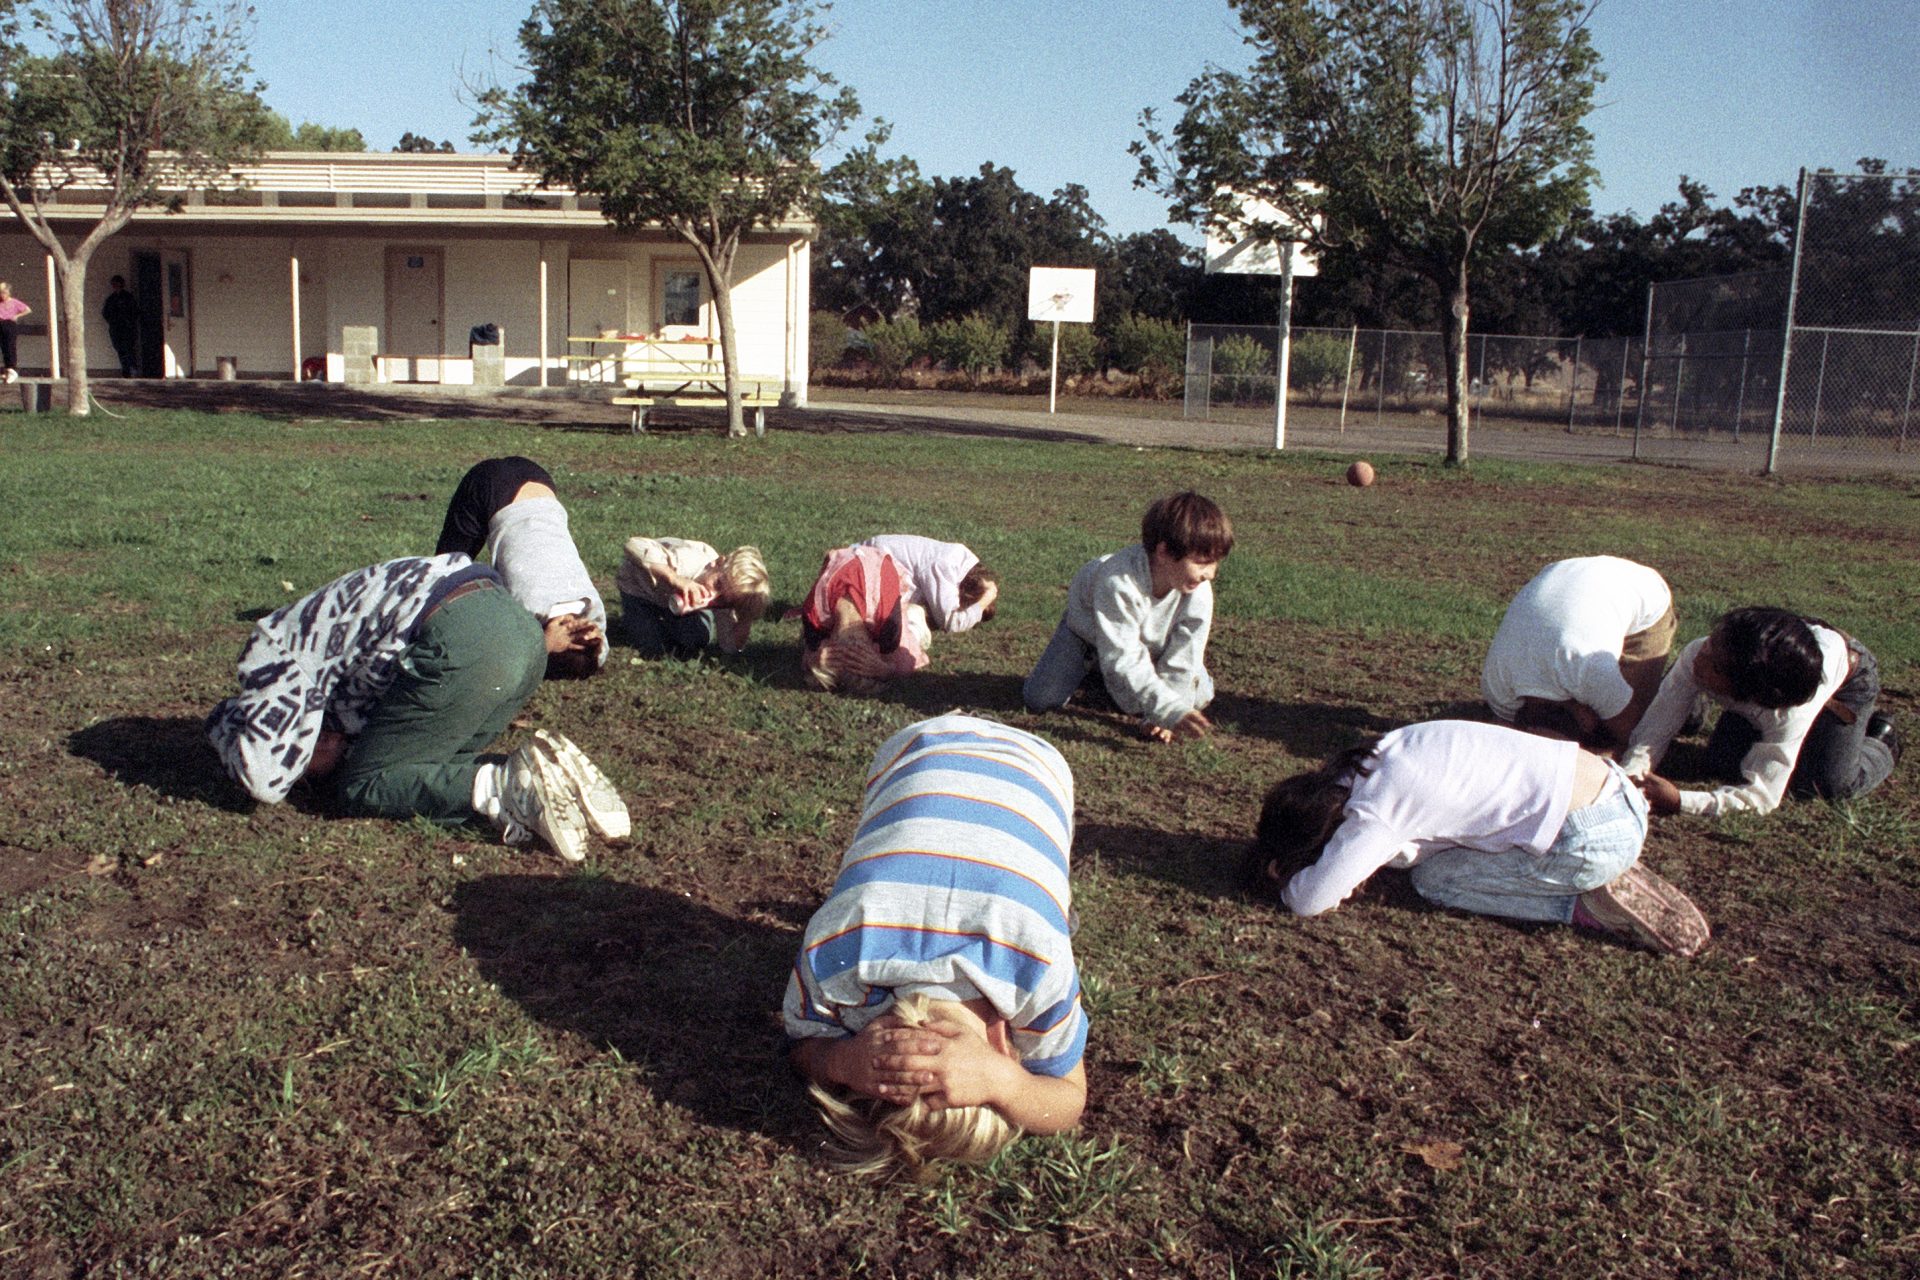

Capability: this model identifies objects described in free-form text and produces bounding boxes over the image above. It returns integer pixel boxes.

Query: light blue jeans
[1407,768,1648,924]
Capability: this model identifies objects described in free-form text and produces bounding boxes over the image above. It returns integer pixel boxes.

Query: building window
[661,269,701,328]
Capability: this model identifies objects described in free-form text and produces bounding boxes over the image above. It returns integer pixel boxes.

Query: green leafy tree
[811,120,925,319]
[808,307,851,367]
[860,315,921,386]
[1214,332,1273,404]
[260,112,366,151]
[393,131,454,154]
[479,0,859,436]
[1138,0,1603,463]
[927,311,1010,386]
[1288,329,1351,404]
[1025,320,1100,379]
[1108,312,1186,398]
[0,0,271,413]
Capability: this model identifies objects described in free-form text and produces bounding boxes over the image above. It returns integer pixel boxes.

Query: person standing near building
[0,281,32,383]
[102,275,141,377]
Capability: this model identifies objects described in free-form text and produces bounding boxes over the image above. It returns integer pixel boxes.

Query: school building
[0,151,812,401]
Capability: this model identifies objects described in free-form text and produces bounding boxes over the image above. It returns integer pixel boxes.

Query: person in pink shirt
[0,281,31,383]
[798,544,929,695]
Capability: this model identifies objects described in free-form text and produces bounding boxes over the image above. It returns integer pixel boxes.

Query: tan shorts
[1621,605,1677,663]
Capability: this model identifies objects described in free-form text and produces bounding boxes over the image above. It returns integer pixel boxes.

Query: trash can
[217,355,238,380]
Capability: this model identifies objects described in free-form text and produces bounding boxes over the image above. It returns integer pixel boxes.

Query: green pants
[336,584,545,824]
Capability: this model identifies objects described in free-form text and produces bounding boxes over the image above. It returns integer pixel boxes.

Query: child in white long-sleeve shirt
[1022,492,1232,743]
[1625,606,1898,818]
[1245,720,1710,956]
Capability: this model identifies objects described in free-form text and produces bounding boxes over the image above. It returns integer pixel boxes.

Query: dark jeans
[0,319,17,371]
[109,327,138,376]
[435,456,555,557]
[1704,639,1893,801]
[621,591,718,658]
[335,583,545,823]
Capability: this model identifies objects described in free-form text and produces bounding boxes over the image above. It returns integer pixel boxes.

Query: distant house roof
[32,151,815,234]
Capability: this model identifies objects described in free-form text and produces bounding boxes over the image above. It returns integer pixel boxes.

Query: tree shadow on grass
[451,874,818,1143]
[1206,691,1403,760]
[67,715,256,813]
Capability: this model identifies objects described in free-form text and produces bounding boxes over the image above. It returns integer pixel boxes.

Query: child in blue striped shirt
[784,714,1088,1180]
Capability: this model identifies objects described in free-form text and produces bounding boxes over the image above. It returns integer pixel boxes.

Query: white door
[161,250,192,377]
[568,259,631,382]
[385,248,444,381]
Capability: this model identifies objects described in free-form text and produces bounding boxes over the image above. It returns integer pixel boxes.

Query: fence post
[1633,284,1655,459]
[1669,332,1686,434]
[1376,329,1386,427]
[1566,336,1581,432]
[1901,329,1919,452]
[1809,330,1831,442]
[1338,324,1357,432]
[1767,168,1811,475]
[1732,328,1751,441]
[1613,339,1630,436]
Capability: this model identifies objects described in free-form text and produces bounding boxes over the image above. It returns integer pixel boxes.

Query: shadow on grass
[67,715,256,813]
[1077,820,1248,897]
[1209,691,1402,759]
[451,874,816,1141]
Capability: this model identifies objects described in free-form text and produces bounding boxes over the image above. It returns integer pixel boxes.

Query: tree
[811,121,925,318]
[393,131,454,154]
[260,112,366,151]
[1138,0,1603,464]
[479,0,859,437]
[0,0,271,413]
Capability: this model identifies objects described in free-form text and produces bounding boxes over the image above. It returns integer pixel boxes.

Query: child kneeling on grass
[1022,491,1232,743]
[1625,606,1900,818]
[785,715,1088,1180]
[615,535,770,657]
[205,556,629,863]
[1245,719,1710,957]
[797,543,930,695]
[434,456,609,678]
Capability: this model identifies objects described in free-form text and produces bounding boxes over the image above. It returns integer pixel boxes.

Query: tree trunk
[708,268,746,437]
[1440,261,1471,466]
[60,253,94,415]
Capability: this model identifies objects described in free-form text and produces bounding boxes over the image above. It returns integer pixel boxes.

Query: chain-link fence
[1185,323,1581,432]
[1577,170,1920,472]
[1185,171,1920,473]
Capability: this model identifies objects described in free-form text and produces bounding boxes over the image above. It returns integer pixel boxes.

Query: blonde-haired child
[616,536,770,656]
[796,544,929,695]
[785,715,1089,1181]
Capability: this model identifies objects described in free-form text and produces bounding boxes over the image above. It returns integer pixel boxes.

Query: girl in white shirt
[1246,720,1709,956]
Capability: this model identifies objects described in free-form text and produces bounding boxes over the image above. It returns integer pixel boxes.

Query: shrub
[862,317,924,387]
[810,310,853,369]
[1214,333,1274,404]
[1289,331,1353,405]
[1107,313,1185,399]
[927,313,1011,386]
[1025,322,1102,379]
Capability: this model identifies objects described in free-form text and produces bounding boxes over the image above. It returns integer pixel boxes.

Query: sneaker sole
[1579,865,1710,957]
[533,730,631,841]
[519,749,591,863]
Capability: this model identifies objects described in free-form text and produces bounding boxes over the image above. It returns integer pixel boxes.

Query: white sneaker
[533,729,631,841]
[499,742,591,862]
[4,369,16,383]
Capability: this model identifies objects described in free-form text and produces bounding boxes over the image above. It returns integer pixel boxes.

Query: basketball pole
[1273,242,1295,450]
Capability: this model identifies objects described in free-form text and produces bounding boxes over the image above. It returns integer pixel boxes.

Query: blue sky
[252,0,1918,238]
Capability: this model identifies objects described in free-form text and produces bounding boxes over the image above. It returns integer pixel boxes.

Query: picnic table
[566,334,780,434]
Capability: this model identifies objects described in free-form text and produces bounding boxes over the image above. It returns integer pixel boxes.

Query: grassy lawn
[1,409,1916,1278]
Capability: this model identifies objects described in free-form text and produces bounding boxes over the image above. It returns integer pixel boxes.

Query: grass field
[2,409,1916,1278]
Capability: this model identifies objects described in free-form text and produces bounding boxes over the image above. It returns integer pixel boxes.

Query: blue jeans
[1407,770,1648,924]
[620,591,718,658]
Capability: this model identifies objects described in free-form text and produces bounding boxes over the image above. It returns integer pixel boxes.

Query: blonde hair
[718,546,770,623]
[807,995,1021,1181]
[800,641,883,697]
